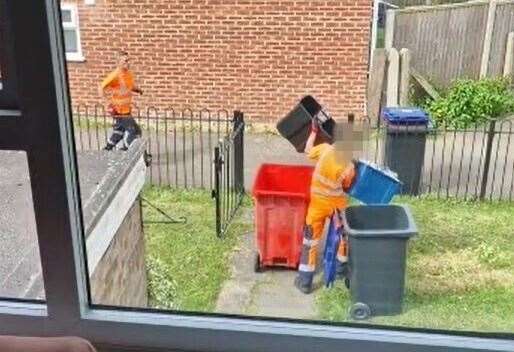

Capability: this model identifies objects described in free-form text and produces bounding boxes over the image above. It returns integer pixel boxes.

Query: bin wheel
[344,278,350,290]
[350,302,371,321]
[254,254,264,273]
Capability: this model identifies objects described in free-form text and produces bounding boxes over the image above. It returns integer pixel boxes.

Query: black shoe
[120,146,129,151]
[294,276,312,295]
[103,144,114,151]
[336,262,349,280]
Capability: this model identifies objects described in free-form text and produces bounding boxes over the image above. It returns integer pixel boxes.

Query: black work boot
[336,262,349,279]
[294,276,312,295]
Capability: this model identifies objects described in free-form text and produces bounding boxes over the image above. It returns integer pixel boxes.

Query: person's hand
[106,104,116,116]
[342,163,356,191]
[311,119,320,134]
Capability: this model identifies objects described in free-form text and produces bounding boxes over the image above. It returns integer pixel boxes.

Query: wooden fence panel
[390,0,469,7]
[488,2,514,76]
[393,2,489,86]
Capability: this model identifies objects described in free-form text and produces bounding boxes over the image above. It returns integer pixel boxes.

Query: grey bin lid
[342,204,418,238]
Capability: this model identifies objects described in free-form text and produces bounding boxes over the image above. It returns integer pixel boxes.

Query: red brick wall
[65,0,371,121]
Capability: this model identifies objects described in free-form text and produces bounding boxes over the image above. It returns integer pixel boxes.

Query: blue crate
[347,160,402,204]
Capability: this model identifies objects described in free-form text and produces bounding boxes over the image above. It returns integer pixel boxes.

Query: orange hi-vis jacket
[101,68,135,116]
[308,143,354,201]
[298,143,355,275]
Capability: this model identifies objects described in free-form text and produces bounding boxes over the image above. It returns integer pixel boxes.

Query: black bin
[342,204,417,320]
[277,95,335,153]
[382,107,431,195]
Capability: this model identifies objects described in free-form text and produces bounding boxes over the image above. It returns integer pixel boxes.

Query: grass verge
[317,196,514,333]
[143,186,252,312]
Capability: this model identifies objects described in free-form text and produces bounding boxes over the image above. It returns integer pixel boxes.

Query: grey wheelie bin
[382,107,431,195]
[342,204,417,320]
[277,95,335,152]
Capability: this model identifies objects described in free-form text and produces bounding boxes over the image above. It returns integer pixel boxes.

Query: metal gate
[212,111,245,237]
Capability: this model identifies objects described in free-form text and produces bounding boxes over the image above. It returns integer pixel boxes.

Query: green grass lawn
[317,196,514,333]
[142,186,513,332]
[143,186,252,312]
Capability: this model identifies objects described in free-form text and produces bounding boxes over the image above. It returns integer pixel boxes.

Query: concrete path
[215,209,327,319]
[215,229,320,319]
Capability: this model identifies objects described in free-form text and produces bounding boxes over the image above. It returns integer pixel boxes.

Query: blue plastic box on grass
[347,160,402,204]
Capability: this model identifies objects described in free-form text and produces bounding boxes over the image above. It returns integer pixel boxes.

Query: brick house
[62,0,372,121]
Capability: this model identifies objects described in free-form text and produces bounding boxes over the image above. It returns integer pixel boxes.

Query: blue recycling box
[347,160,402,204]
[382,107,430,125]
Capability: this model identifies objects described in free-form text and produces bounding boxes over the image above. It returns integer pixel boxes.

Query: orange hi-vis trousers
[297,195,348,286]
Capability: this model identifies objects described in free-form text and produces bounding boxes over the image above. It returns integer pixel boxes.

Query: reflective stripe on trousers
[297,195,347,287]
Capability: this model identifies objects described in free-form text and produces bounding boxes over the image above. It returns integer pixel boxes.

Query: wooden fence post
[367,49,387,123]
[384,9,396,50]
[399,48,411,106]
[387,48,400,107]
[503,32,514,78]
[480,0,498,78]
[370,0,380,69]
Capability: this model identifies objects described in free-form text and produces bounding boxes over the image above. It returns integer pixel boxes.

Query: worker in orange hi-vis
[100,50,143,151]
[295,117,364,294]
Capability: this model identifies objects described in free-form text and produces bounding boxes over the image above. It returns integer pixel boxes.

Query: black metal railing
[360,117,514,201]
[212,111,245,238]
[73,105,247,238]
[73,104,234,189]
[73,105,514,202]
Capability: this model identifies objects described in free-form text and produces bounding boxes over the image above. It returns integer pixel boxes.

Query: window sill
[66,54,85,62]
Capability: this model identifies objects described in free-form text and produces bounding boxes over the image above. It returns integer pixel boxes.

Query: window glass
[63,29,78,53]
[61,9,72,23]
[62,0,514,337]
[61,5,82,59]
[0,151,45,301]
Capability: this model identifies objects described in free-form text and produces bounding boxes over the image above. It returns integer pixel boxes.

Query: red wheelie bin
[252,164,314,272]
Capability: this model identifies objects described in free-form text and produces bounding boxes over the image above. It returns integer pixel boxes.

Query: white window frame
[61,3,84,62]
[0,1,513,352]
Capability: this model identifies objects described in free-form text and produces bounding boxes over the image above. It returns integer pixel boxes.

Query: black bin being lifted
[342,204,417,320]
[382,107,431,195]
[277,95,335,153]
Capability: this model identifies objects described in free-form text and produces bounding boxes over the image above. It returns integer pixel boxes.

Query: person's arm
[304,119,319,154]
[99,70,118,98]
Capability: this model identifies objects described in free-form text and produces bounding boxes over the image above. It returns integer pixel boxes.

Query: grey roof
[0,140,146,300]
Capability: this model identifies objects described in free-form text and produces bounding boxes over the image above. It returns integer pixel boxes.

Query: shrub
[426,78,514,128]
[147,255,178,309]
